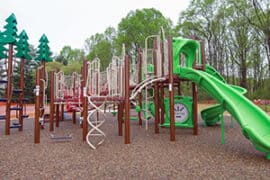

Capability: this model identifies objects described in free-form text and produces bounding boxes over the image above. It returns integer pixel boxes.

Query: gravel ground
[0,113,270,179]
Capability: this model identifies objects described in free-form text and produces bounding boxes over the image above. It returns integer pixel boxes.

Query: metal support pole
[34,70,40,143]
[118,102,123,136]
[168,37,175,141]
[192,83,198,135]
[5,44,13,135]
[19,58,25,131]
[82,60,88,141]
[124,55,130,144]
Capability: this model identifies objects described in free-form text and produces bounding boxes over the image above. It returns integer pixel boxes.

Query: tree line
[53,0,269,99]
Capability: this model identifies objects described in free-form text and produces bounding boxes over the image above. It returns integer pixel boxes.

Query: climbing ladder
[1,45,29,134]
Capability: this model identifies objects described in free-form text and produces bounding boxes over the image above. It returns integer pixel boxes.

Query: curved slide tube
[201,65,247,126]
[177,67,270,158]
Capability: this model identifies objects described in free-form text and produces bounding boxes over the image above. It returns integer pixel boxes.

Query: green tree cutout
[36,34,52,62]
[0,31,7,59]
[15,30,32,60]
[1,13,18,44]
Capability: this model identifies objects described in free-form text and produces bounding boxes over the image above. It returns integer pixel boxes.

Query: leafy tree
[61,61,82,74]
[116,8,173,56]
[233,0,270,77]
[46,61,63,72]
[55,45,85,65]
[85,27,116,70]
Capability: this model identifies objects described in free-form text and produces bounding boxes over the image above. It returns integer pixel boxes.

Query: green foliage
[252,78,270,99]
[61,61,82,74]
[85,27,116,70]
[15,30,32,60]
[176,0,269,93]
[55,46,85,65]
[36,34,52,62]
[46,61,63,72]
[87,40,112,70]
[116,8,173,55]
[1,13,18,44]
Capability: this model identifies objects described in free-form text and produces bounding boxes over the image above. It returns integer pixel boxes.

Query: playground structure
[1,13,269,159]
[32,28,270,159]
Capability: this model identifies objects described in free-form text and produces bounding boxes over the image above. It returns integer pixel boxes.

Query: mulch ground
[0,112,270,179]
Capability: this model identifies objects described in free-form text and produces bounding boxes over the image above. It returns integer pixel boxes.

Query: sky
[0,0,190,54]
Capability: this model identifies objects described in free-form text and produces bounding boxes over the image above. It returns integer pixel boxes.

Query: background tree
[55,45,85,65]
[84,27,116,70]
[116,8,173,56]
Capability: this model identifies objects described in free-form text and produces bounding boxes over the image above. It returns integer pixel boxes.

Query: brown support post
[168,36,175,141]
[34,69,40,143]
[61,104,64,121]
[19,58,25,131]
[160,83,165,124]
[153,39,159,133]
[72,74,77,124]
[124,55,130,144]
[5,44,13,135]
[72,110,76,124]
[80,66,84,128]
[56,104,59,127]
[117,102,123,136]
[192,83,198,135]
[137,49,142,126]
[49,71,55,131]
[82,60,88,141]
[40,61,45,118]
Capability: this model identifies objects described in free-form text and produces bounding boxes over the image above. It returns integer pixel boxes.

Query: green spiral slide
[173,37,270,159]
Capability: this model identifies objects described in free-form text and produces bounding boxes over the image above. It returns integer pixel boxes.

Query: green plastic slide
[177,67,270,157]
[173,37,270,158]
[201,65,247,126]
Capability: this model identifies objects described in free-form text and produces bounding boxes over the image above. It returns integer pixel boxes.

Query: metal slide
[177,67,270,158]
